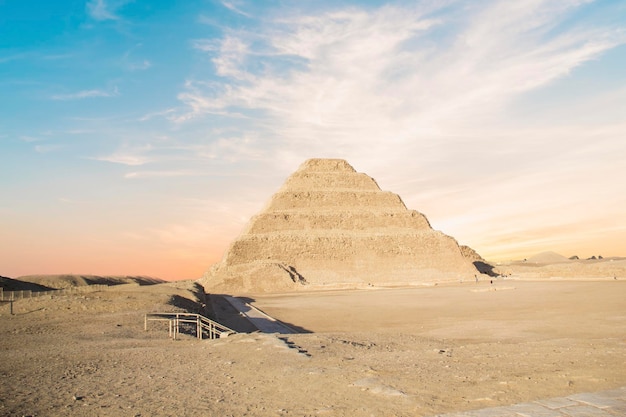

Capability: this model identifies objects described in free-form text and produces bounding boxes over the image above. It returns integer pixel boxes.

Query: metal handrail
[145,312,236,340]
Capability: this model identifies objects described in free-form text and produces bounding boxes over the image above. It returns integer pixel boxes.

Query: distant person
[475,275,478,284]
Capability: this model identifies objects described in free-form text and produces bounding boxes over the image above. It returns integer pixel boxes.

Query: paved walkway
[223,296,296,334]
[431,386,626,417]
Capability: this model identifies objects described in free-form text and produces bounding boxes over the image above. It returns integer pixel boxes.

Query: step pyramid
[200,159,478,293]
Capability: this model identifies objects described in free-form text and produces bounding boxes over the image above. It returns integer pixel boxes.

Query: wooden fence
[145,312,236,340]
[0,285,109,301]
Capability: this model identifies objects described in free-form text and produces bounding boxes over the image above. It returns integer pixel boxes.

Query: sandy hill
[497,255,626,279]
[0,276,54,292]
[14,274,165,290]
[527,251,571,264]
[201,158,479,293]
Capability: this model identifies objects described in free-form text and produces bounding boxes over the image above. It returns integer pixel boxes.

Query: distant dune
[527,251,571,264]
[4,274,165,290]
[0,276,54,292]
[495,254,626,279]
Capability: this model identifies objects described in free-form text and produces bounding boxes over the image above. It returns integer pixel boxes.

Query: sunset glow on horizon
[2,0,626,280]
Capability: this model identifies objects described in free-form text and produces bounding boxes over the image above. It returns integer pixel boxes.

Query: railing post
[144,315,148,331]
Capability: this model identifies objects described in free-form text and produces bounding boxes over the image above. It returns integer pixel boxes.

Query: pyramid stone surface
[200,159,478,293]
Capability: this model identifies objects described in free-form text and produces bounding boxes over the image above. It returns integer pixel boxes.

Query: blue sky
[1,0,625,279]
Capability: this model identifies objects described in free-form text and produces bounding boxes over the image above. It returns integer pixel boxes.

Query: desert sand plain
[1,264,625,417]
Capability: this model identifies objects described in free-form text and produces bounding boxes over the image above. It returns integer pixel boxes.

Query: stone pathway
[431,386,626,417]
[223,296,296,334]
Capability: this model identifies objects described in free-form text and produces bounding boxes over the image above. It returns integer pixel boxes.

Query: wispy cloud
[176,135,265,162]
[42,53,74,61]
[128,60,152,71]
[0,52,29,64]
[220,0,252,18]
[20,135,41,143]
[124,170,200,179]
[122,44,153,71]
[51,86,119,100]
[176,1,625,162]
[34,144,63,153]
[86,0,120,21]
[138,108,176,122]
[88,144,156,166]
[91,150,152,166]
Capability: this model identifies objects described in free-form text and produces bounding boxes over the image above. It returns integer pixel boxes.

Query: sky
[1,0,625,280]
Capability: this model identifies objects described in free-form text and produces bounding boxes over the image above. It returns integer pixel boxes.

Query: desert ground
[1,274,625,417]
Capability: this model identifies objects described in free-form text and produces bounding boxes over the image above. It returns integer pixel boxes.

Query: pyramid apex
[298,158,356,173]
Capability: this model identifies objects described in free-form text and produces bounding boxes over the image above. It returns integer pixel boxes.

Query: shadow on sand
[474,261,500,277]
[207,294,312,334]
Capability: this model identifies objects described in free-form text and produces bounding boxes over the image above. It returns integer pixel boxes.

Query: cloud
[138,108,176,122]
[170,0,626,259]
[95,155,149,166]
[51,86,119,100]
[86,0,120,21]
[0,52,29,63]
[88,145,156,166]
[128,60,152,71]
[174,1,625,171]
[220,1,252,18]
[122,45,153,71]
[183,135,264,162]
[124,170,200,179]
[20,136,41,143]
[34,144,62,153]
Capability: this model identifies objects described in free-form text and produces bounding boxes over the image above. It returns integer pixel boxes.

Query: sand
[1,279,625,416]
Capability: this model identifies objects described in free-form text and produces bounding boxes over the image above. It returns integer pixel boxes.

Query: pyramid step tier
[224,232,471,268]
[280,171,381,191]
[245,210,431,233]
[266,190,407,211]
